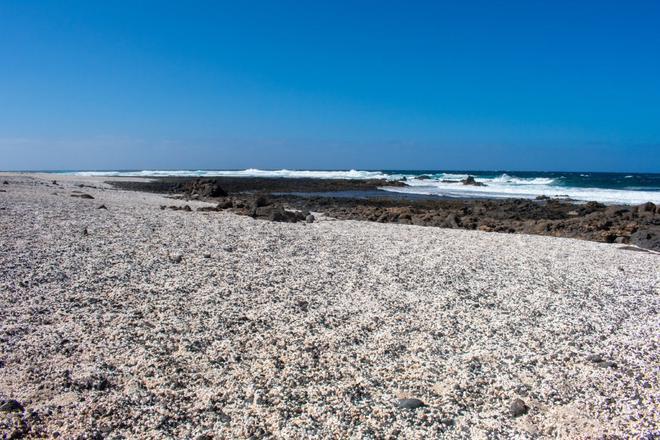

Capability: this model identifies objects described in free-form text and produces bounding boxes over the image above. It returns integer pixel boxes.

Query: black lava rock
[397,398,426,409]
[510,398,529,417]
[0,399,24,413]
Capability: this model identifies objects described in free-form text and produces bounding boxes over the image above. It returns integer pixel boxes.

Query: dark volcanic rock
[183,179,228,198]
[252,205,305,223]
[461,176,486,186]
[629,229,660,250]
[2,180,8,185]
[253,194,270,208]
[217,199,234,209]
[509,399,529,417]
[197,206,220,212]
[110,176,404,194]
[0,399,24,413]
[397,398,426,409]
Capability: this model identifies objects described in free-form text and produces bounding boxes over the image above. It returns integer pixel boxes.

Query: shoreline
[1,173,659,438]
[108,176,660,252]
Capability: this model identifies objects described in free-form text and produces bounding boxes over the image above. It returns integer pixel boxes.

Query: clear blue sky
[1,1,659,172]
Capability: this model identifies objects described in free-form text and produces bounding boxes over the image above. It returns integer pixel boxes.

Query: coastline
[109,176,660,252]
[1,173,659,438]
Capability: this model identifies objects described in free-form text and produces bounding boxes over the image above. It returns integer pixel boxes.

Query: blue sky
[1,1,659,171]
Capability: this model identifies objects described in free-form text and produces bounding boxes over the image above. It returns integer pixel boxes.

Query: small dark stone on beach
[97,204,107,210]
[597,361,618,369]
[71,193,94,199]
[203,253,212,258]
[223,246,234,252]
[586,354,603,363]
[183,205,192,212]
[0,399,24,413]
[83,227,89,236]
[510,398,529,417]
[306,214,315,223]
[2,180,8,185]
[197,206,219,212]
[170,253,183,263]
[52,180,58,185]
[397,398,426,409]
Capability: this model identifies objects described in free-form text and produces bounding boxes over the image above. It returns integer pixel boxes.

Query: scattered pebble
[0,400,24,413]
[509,399,529,417]
[397,398,426,409]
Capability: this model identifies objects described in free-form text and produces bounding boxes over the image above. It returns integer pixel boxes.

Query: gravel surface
[1,174,659,439]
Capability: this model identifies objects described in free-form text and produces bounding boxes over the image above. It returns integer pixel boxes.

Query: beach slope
[1,174,658,438]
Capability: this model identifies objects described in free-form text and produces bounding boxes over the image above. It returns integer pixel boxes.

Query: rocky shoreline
[111,177,660,251]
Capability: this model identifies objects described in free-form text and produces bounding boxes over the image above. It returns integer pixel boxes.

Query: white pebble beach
[1,174,658,439]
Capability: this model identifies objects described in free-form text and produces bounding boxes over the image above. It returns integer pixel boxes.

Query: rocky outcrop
[183,179,227,198]
[461,176,486,186]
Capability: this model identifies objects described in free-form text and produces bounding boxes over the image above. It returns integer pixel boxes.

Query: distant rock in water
[461,176,486,186]
[416,175,432,180]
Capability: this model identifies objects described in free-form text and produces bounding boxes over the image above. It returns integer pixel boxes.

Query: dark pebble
[170,253,183,263]
[597,361,618,369]
[397,398,426,409]
[97,204,107,210]
[510,398,529,417]
[586,354,603,363]
[0,399,24,413]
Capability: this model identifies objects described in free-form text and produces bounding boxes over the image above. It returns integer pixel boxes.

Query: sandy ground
[0,174,658,439]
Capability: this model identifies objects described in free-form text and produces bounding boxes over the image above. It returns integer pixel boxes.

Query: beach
[1,174,659,438]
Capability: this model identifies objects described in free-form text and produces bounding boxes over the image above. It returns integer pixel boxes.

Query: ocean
[60,169,660,205]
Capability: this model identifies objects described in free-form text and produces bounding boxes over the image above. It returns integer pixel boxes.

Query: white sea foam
[382,179,660,205]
